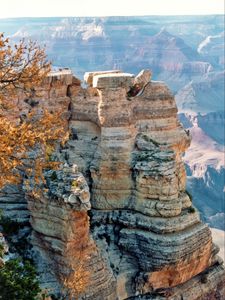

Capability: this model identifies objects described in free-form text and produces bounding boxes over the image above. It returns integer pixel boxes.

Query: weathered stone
[84,70,121,86]
[68,69,225,299]
[0,184,29,223]
[45,69,73,85]
[93,72,134,89]
[134,69,152,86]
[1,68,224,300]
[25,164,117,299]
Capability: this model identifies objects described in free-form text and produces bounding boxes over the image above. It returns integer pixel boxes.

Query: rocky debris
[44,164,91,211]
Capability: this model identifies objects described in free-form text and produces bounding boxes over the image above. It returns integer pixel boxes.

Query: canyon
[1,69,224,299]
[1,15,224,231]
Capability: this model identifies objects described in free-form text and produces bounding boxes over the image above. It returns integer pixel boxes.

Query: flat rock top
[94,73,133,79]
[46,69,73,85]
[93,72,135,89]
[84,70,122,85]
[48,69,73,77]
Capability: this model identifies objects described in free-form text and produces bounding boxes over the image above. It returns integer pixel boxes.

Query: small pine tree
[0,258,41,300]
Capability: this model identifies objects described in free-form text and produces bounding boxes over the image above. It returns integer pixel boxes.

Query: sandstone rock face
[67,70,225,299]
[2,69,73,122]
[0,184,28,224]
[0,69,74,249]
[0,69,224,299]
[25,164,116,299]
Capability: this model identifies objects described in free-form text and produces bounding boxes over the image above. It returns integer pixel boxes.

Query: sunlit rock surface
[66,69,225,299]
[0,69,224,299]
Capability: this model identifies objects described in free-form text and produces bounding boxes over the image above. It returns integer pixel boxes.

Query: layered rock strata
[0,69,116,299]
[67,69,225,299]
[25,164,116,299]
[0,69,224,299]
[0,70,74,261]
[0,70,73,224]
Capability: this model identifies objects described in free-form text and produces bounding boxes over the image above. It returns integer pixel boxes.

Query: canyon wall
[1,69,225,299]
[3,16,224,231]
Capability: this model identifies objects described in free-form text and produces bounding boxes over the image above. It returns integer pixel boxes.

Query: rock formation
[0,69,225,299]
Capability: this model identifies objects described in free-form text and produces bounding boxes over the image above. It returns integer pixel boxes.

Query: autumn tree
[0,33,51,103]
[0,33,67,189]
[0,34,89,299]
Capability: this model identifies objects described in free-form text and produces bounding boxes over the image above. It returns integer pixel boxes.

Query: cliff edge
[0,69,224,299]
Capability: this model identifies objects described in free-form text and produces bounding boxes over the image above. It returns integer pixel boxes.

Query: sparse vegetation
[71,180,79,188]
[0,33,68,190]
[63,249,91,300]
[0,258,41,300]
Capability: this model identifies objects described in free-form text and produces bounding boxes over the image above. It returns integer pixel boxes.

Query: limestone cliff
[0,69,224,299]
[67,70,225,299]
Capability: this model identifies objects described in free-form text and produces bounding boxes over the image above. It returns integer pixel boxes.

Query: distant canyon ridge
[1,15,224,229]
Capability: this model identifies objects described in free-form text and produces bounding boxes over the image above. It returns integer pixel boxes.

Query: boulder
[134,69,152,86]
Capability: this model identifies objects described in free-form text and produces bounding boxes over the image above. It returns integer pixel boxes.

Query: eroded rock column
[68,69,225,299]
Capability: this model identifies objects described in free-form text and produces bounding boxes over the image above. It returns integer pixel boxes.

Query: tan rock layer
[67,70,225,299]
[1,69,224,299]
[26,166,117,299]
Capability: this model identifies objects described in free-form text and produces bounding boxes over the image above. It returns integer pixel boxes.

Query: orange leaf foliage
[0,33,51,106]
[0,34,68,189]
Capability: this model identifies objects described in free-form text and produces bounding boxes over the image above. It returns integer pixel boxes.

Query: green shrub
[0,258,41,300]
